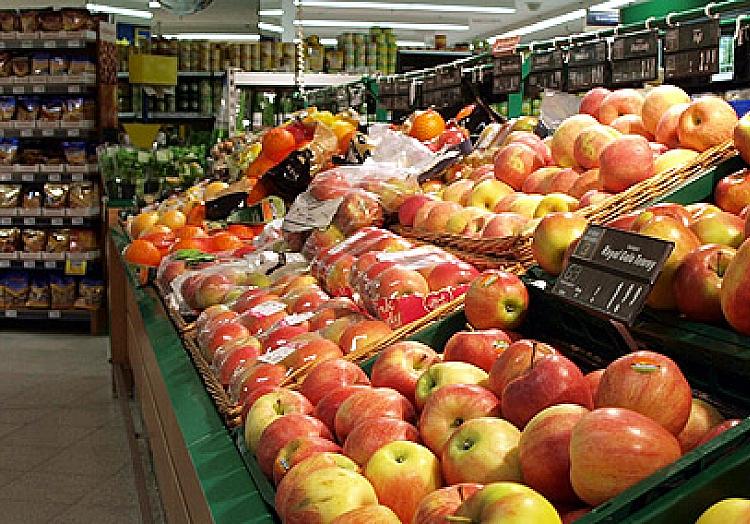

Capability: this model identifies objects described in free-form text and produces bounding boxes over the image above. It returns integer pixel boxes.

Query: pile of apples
[400,85,740,242]
[238,317,742,523]
[192,271,397,397]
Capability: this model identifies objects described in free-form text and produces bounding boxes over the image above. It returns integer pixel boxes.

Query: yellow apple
[534,193,580,218]
[642,85,691,135]
[467,179,514,211]
[653,148,699,175]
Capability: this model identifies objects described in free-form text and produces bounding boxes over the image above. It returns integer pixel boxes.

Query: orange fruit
[186,204,206,226]
[211,232,243,252]
[410,109,446,142]
[262,127,297,163]
[174,225,207,240]
[129,211,159,240]
[246,155,276,180]
[227,224,256,240]
[124,239,162,267]
[157,209,187,230]
[171,237,210,253]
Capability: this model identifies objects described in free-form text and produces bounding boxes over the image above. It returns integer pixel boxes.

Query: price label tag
[21,173,34,182]
[51,217,63,226]
[71,217,83,225]
[68,129,79,137]
[41,128,54,137]
[551,225,674,325]
[67,40,82,47]
[71,173,83,182]
[0,260,9,268]
[5,309,17,318]
[44,40,56,49]
[20,129,32,138]
[65,258,86,276]
[33,85,45,94]
[44,260,56,269]
[23,217,35,226]
[48,173,61,182]
[23,260,35,269]
[48,310,61,319]
[0,173,10,181]
[12,86,25,94]
[0,217,11,225]
[20,41,33,49]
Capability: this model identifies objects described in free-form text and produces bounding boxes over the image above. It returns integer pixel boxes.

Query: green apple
[697,498,750,524]
[531,212,589,275]
[533,193,580,218]
[365,441,442,524]
[414,361,489,410]
[452,482,562,523]
[690,211,745,248]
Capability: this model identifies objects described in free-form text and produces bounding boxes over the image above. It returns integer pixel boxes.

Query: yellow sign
[65,259,87,276]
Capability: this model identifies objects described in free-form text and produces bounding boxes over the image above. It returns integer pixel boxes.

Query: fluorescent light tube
[397,40,428,47]
[258,22,284,33]
[294,1,514,14]
[86,3,154,19]
[148,1,161,8]
[162,33,261,41]
[490,9,586,40]
[293,20,469,31]
[259,9,284,16]
[589,0,635,11]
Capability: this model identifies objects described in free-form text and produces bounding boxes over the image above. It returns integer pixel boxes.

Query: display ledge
[0,170,97,183]
[0,30,97,49]
[0,127,96,139]
[0,82,96,95]
[109,227,274,523]
[0,215,99,227]
[0,253,101,270]
[118,112,216,120]
[117,71,226,79]
[0,308,95,320]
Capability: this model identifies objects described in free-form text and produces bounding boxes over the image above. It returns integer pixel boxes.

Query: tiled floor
[0,332,161,524]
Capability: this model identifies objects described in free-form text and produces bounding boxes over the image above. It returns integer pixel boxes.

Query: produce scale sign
[551,225,674,324]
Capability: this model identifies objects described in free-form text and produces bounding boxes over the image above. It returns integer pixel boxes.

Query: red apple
[570,407,682,506]
[584,370,604,399]
[414,362,489,411]
[715,170,750,215]
[217,342,261,387]
[522,167,563,194]
[314,385,370,434]
[426,262,479,292]
[398,195,433,227]
[519,404,590,502]
[598,88,644,125]
[464,270,529,330]
[678,96,738,152]
[300,358,370,405]
[338,320,393,355]
[605,210,641,231]
[256,413,333,478]
[677,398,724,453]
[370,341,440,406]
[720,237,750,335]
[272,436,342,485]
[330,505,401,524]
[734,112,750,164]
[282,335,344,373]
[440,417,522,484]
[637,203,692,228]
[454,482,562,522]
[443,329,512,372]
[610,114,654,140]
[551,115,599,167]
[343,417,420,466]
[573,124,620,170]
[333,190,384,235]
[310,171,352,200]
[413,199,441,230]
[375,267,429,300]
[697,419,744,447]
[599,135,654,193]
[260,323,310,353]
[481,212,528,238]
[674,244,736,323]
[532,212,589,275]
[579,189,610,208]
[655,103,690,148]
[412,483,483,524]
[569,169,604,199]
[494,142,543,190]
[418,383,500,453]
[690,211,745,248]
[488,339,556,402]
[239,385,281,422]
[579,87,611,118]
[334,387,415,442]
[364,441,442,524]
[502,353,593,429]
[595,351,692,435]
[642,85,691,134]
[243,388,313,453]
[505,132,553,166]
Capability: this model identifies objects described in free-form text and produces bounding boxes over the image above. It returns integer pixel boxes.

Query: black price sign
[567,41,609,92]
[492,54,522,95]
[663,19,720,80]
[611,29,659,85]
[528,49,564,91]
[735,20,750,82]
[551,225,674,325]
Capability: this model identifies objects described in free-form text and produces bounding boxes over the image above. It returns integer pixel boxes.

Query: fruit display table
[108,227,275,524]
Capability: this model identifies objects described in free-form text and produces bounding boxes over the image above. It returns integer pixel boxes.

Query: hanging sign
[527,48,564,91]
[492,53,522,95]
[567,40,609,92]
[663,19,720,80]
[611,29,659,85]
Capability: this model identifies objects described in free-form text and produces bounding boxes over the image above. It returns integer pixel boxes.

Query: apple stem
[717,251,725,277]
[531,342,537,370]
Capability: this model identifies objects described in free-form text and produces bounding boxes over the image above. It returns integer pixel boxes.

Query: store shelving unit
[0,16,115,333]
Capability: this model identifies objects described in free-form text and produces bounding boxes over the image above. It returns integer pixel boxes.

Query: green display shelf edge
[110,227,276,524]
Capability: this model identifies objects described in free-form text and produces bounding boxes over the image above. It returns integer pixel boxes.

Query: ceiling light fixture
[589,0,636,11]
[489,9,586,41]
[294,1,514,14]
[258,22,284,33]
[397,40,428,47]
[162,33,261,41]
[259,9,284,16]
[293,20,469,31]
[148,1,161,8]
[85,3,154,19]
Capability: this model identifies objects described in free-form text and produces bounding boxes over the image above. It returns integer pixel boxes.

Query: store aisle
[0,333,157,524]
